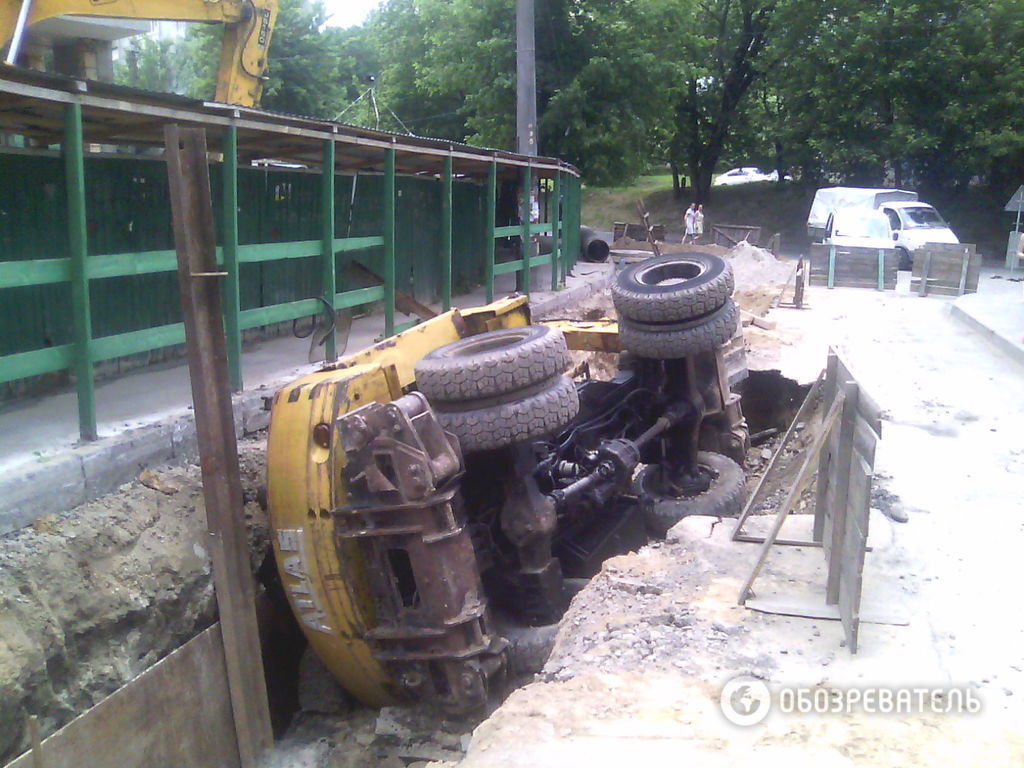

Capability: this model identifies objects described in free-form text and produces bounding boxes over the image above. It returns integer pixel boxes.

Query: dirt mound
[726,241,796,292]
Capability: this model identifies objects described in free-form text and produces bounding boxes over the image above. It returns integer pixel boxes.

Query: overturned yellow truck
[267,252,748,714]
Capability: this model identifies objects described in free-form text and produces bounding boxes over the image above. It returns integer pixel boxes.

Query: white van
[823,208,895,250]
[807,187,918,242]
[878,202,959,269]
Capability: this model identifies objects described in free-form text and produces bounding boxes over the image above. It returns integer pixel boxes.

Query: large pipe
[4,0,33,66]
[537,226,610,263]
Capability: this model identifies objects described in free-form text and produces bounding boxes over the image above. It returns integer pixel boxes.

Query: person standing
[694,204,705,244]
[683,203,696,244]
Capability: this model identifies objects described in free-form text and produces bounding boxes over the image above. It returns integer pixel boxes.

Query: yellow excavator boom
[0,0,279,106]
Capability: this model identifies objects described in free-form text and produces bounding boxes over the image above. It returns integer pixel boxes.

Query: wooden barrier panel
[711,224,761,248]
[736,348,882,652]
[910,243,979,296]
[5,626,239,768]
[613,222,665,241]
[808,244,898,290]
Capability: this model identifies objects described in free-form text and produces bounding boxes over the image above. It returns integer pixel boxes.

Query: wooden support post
[222,126,243,391]
[825,381,860,605]
[164,125,273,768]
[441,152,453,311]
[827,245,836,289]
[793,258,806,308]
[957,248,970,296]
[919,251,932,296]
[384,144,397,336]
[813,350,840,543]
[321,138,337,361]
[521,163,532,295]
[877,249,885,291]
[551,172,562,290]
[64,103,97,441]
[485,159,497,303]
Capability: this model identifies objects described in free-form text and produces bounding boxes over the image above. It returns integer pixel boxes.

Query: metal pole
[4,0,34,66]
[485,160,497,303]
[222,126,243,391]
[64,103,97,441]
[551,173,561,290]
[321,138,337,361]
[516,0,538,157]
[441,152,453,311]
[384,144,396,336]
[521,164,532,295]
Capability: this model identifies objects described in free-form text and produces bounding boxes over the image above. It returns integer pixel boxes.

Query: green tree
[186,0,374,118]
[115,37,197,96]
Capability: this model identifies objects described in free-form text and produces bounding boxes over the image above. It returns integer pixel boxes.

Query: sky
[322,0,384,28]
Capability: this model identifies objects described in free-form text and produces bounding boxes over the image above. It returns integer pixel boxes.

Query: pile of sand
[725,241,796,292]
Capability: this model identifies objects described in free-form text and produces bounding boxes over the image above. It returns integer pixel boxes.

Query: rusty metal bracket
[332,393,507,714]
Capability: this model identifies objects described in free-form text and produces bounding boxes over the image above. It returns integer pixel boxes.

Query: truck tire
[617,300,738,359]
[415,325,570,402]
[612,253,734,323]
[637,451,746,536]
[436,375,580,453]
[896,247,911,271]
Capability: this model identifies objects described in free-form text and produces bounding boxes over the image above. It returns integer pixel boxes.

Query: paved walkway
[951,268,1024,366]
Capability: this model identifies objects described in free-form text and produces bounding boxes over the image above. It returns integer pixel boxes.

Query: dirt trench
[0,439,270,764]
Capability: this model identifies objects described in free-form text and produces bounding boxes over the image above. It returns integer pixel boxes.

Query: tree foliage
[111,0,1024,202]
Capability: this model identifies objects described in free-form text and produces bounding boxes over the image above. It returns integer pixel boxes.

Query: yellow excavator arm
[0,0,279,106]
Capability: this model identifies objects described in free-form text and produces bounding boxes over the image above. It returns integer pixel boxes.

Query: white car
[714,167,790,185]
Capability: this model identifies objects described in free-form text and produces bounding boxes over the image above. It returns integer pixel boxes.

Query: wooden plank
[834,354,883,434]
[165,125,273,768]
[5,626,239,768]
[738,391,846,605]
[838,454,873,652]
[734,368,825,536]
[825,382,860,605]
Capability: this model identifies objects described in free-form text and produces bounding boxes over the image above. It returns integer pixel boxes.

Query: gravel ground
[453,281,1024,767]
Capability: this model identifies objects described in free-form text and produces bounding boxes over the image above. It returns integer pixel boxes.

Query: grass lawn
[582,175,817,250]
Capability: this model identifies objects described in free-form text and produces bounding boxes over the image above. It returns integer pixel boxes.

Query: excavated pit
[0,272,815,767]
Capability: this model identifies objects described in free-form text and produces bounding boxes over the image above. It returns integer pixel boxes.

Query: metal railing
[0,106,580,441]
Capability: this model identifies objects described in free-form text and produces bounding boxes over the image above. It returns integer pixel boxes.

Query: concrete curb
[0,266,614,536]
[949,302,1024,368]
[0,386,276,536]
[530,264,612,320]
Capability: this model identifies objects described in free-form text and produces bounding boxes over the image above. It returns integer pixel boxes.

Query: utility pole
[516,0,537,157]
[516,0,538,293]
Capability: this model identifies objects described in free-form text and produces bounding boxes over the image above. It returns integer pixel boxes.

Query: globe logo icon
[720,675,771,726]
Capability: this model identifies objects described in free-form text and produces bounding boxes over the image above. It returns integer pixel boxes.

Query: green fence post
[827,245,837,289]
[485,160,497,303]
[521,164,532,296]
[222,126,243,391]
[64,103,97,441]
[551,173,561,290]
[442,152,453,311]
[321,138,337,361]
[384,144,396,337]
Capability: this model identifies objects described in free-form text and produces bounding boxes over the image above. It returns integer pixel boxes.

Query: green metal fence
[0,107,580,441]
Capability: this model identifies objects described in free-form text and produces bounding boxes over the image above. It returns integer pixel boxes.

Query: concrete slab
[0,260,612,534]
[950,269,1024,366]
